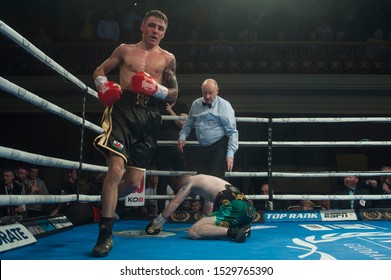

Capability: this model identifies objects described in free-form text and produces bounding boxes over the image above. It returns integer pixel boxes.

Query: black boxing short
[214,184,248,210]
[94,90,161,169]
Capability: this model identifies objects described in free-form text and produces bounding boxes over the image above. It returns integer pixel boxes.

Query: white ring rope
[3,145,391,179]
[0,76,103,134]
[0,20,97,98]
[272,117,391,123]
[0,194,100,206]
[0,146,107,173]
[2,193,391,206]
[158,140,391,147]
[1,20,391,209]
[163,116,391,124]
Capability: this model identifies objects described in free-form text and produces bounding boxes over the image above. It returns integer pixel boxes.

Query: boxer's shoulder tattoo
[181,177,191,192]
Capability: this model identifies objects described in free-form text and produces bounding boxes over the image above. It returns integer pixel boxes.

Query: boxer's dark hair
[143,10,168,27]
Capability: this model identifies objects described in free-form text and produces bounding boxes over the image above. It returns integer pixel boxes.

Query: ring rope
[272,117,391,123]
[2,73,390,148]
[0,20,97,98]
[163,115,391,123]
[2,145,391,178]
[0,194,100,206]
[0,146,106,173]
[0,76,103,134]
[2,193,391,207]
[1,74,390,147]
[157,140,391,147]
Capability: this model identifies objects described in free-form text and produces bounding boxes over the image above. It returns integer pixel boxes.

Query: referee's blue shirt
[179,96,239,158]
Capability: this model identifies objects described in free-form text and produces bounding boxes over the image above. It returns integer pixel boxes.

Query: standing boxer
[92,10,178,257]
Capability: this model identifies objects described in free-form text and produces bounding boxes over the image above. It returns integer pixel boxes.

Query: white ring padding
[0,146,107,173]
[0,20,97,98]
[0,77,103,134]
[1,193,390,206]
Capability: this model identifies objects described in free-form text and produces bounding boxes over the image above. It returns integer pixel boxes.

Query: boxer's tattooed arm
[163,57,178,103]
[180,177,191,192]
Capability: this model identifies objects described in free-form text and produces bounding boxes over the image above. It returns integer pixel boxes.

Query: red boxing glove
[130,71,168,100]
[95,76,122,106]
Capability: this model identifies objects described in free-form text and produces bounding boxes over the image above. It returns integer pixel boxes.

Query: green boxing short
[213,199,256,229]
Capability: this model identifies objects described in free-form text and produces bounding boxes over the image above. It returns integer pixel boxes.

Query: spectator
[330,176,372,210]
[120,4,143,42]
[207,31,234,60]
[89,172,106,195]
[335,30,346,41]
[178,199,192,212]
[276,31,286,41]
[178,78,239,178]
[69,179,102,225]
[186,29,201,58]
[190,199,202,213]
[191,0,209,40]
[238,23,259,41]
[79,9,96,42]
[288,199,327,210]
[97,9,120,42]
[248,163,267,196]
[315,18,334,41]
[252,183,283,211]
[26,165,49,217]
[366,28,386,59]
[0,168,24,217]
[14,167,29,218]
[299,200,316,210]
[50,169,100,226]
[364,166,391,208]
[308,30,318,41]
[50,169,78,216]
[317,199,331,210]
[14,167,29,194]
[56,169,78,195]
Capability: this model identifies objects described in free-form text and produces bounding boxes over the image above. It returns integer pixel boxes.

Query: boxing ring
[1,18,391,278]
[2,219,391,260]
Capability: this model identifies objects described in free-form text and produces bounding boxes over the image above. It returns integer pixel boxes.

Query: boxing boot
[92,217,114,257]
[227,224,251,243]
